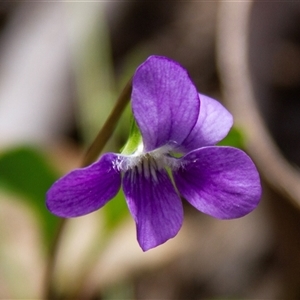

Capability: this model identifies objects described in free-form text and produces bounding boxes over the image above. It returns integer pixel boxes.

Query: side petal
[123,164,183,251]
[173,146,261,219]
[132,55,200,152]
[181,94,233,152]
[46,153,121,217]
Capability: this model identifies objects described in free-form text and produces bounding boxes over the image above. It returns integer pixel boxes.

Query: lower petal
[46,153,121,217]
[123,165,183,251]
[173,146,261,219]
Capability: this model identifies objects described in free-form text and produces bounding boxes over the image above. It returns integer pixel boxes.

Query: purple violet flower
[46,55,261,251]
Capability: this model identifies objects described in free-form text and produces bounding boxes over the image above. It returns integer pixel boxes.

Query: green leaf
[218,127,245,149]
[121,116,142,155]
[0,146,60,247]
[102,189,128,232]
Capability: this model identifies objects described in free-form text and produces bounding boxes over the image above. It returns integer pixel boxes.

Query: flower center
[113,144,180,176]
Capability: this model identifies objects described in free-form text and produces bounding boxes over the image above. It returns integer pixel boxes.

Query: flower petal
[123,164,183,251]
[132,55,200,152]
[173,146,261,219]
[46,153,121,217]
[181,94,233,152]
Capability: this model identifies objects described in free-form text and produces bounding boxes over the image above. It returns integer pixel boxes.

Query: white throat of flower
[113,142,181,178]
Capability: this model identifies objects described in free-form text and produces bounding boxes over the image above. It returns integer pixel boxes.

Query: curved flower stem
[44,218,67,299]
[82,77,133,167]
[44,77,133,299]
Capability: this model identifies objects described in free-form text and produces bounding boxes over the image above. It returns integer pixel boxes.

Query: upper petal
[46,153,121,217]
[123,162,183,251]
[132,55,200,152]
[181,94,233,152]
[173,146,261,219]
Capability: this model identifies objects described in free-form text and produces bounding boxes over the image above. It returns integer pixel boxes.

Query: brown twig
[216,1,300,209]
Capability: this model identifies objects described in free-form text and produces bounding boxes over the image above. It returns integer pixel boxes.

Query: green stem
[82,77,132,167]
[44,77,132,299]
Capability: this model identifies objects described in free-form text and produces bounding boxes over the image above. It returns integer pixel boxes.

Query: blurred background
[0,1,300,299]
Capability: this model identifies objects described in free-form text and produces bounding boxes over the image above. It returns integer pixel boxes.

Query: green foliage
[0,146,60,246]
[102,189,128,232]
[218,127,245,149]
